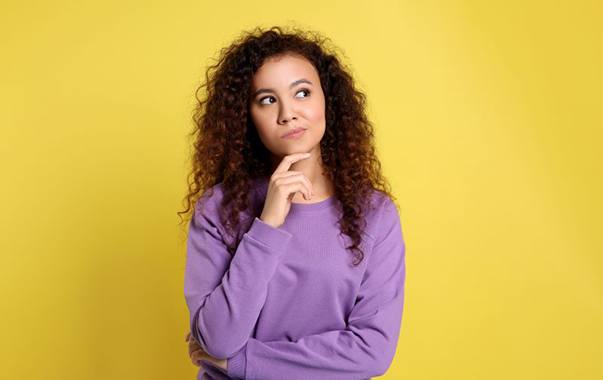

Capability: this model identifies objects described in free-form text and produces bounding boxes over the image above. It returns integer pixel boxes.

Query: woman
[181,26,406,380]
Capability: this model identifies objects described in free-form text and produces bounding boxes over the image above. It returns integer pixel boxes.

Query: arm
[184,192,292,359]
[227,199,407,380]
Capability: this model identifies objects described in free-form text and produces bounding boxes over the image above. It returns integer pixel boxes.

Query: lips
[282,127,306,138]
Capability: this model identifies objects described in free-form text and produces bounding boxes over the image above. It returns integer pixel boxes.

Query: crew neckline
[253,176,338,213]
[290,194,336,211]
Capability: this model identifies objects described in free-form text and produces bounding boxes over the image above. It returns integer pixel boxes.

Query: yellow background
[1,0,601,379]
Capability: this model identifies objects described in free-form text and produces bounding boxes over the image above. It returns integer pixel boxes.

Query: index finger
[273,152,312,175]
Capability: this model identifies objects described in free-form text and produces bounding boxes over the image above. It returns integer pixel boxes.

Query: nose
[278,99,297,124]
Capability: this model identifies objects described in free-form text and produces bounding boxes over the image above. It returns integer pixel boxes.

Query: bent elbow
[374,345,398,376]
[192,307,248,359]
[202,339,245,360]
[375,357,394,377]
[193,324,246,359]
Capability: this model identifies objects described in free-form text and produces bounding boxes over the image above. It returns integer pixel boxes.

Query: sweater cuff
[246,217,292,248]
[227,345,247,379]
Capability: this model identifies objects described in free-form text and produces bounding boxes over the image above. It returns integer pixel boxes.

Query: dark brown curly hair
[178,25,396,266]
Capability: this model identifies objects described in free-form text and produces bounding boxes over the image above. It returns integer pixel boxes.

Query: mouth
[281,127,307,139]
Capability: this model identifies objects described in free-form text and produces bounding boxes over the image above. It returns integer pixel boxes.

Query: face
[248,53,326,163]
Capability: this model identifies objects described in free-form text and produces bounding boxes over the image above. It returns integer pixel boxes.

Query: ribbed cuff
[245,217,292,248]
[227,345,247,379]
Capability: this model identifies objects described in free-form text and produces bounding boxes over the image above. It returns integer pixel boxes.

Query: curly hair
[178,25,396,266]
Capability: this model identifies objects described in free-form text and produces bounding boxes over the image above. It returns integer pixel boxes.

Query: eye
[295,88,311,98]
[259,96,276,105]
[258,88,311,106]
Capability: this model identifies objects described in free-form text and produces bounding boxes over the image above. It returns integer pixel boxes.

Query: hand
[260,152,314,228]
[186,331,228,372]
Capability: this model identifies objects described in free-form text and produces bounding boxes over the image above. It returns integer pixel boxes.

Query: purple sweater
[184,176,406,380]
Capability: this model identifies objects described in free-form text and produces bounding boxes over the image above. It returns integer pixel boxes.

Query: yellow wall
[1,1,601,379]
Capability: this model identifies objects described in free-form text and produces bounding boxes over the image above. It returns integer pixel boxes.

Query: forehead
[251,54,319,88]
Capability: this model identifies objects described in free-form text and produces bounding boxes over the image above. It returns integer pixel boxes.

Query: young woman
[181,26,407,380]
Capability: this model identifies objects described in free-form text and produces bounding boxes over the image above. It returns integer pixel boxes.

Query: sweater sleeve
[184,192,293,359]
[226,198,407,380]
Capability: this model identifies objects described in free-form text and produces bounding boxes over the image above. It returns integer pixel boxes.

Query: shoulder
[375,190,400,223]
[196,177,268,211]
[192,181,259,239]
[363,189,402,242]
[194,182,227,220]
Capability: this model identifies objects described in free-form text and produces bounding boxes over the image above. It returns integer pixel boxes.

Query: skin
[186,332,227,371]
[187,52,336,371]
[249,52,335,202]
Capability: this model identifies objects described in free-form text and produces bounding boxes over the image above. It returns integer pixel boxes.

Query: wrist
[259,216,280,229]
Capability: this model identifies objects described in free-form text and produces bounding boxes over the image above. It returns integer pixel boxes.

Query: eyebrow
[251,78,313,98]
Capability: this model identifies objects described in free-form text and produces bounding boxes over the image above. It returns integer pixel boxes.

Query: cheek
[306,98,326,125]
[250,110,278,145]
[250,110,270,134]
[303,96,325,124]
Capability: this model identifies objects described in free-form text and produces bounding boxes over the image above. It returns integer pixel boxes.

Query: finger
[189,341,203,356]
[280,181,312,201]
[191,347,205,355]
[191,352,204,366]
[272,153,311,175]
[188,338,201,355]
[192,351,211,365]
[276,175,313,200]
[191,349,203,361]
[271,171,314,196]
[191,348,205,360]
[271,170,302,179]
[275,172,313,193]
